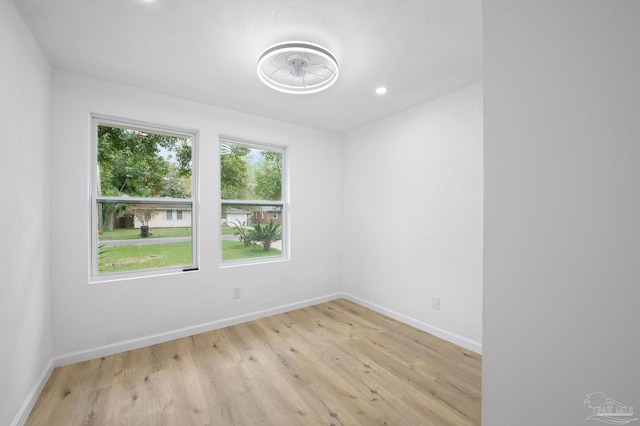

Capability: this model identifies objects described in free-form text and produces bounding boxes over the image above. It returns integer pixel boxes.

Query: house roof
[129,203,192,211]
[226,208,251,214]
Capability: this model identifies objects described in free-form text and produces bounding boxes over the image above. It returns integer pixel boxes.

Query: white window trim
[219,136,288,266]
[90,115,199,282]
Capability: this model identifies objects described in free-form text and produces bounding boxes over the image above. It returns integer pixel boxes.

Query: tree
[220,144,251,199]
[129,206,159,237]
[99,201,128,232]
[98,126,191,196]
[249,221,282,251]
[161,169,191,198]
[254,150,282,200]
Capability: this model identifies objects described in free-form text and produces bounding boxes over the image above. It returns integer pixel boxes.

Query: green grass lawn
[221,226,236,236]
[221,225,254,236]
[99,239,281,273]
[99,227,191,240]
[99,241,193,273]
[222,240,282,261]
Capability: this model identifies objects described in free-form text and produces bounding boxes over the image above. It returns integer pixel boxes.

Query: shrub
[232,219,252,247]
[249,221,282,252]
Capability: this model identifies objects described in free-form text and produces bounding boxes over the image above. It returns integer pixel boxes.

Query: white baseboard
[53,292,343,367]
[342,293,482,354]
[11,358,54,426]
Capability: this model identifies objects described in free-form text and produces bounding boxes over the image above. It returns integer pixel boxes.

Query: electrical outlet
[233,287,241,299]
[432,296,440,310]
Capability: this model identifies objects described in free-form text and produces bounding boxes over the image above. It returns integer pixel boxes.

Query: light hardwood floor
[26,299,481,425]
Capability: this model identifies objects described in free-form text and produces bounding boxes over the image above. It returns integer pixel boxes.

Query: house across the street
[223,207,251,226]
[251,206,281,225]
[131,205,192,228]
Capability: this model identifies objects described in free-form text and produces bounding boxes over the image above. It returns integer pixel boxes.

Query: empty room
[2,0,639,425]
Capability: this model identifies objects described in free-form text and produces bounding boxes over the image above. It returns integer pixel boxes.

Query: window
[220,137,286,263]
[176,210,183,220]
[91,116,198,280]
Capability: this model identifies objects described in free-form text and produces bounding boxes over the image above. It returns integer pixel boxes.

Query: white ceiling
[13,0,482,134]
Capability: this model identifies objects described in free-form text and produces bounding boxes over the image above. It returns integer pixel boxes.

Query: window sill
[89,266,199,284]
[219,255,289,269]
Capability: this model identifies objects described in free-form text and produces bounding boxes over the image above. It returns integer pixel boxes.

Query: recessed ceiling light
[375,87,388,95]
[257,41,339,95]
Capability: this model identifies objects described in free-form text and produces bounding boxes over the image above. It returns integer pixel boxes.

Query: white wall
[342,83,483,352]
[0,0,53,423]
[50,70,342,357]
[483,1,640,424]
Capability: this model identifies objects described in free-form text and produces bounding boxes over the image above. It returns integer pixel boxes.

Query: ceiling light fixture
[257,41,339,95]
[376,87,388,95]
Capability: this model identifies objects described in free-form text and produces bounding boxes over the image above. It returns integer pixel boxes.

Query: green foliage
[254,150,282,201]
[98,201,128,232]
[172,141,193,177]
[97,125,191,198]
[220,144,251,199]
[231,219,253,247]
[98,243,108,260]
[249,221,282,252]
[220,144,282,201]
[161,169,192,198]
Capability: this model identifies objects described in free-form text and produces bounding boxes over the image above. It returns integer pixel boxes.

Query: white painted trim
[342,293,482,354]
[11,358,54,426]
[53,293,343,367]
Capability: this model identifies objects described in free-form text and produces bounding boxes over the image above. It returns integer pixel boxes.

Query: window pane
[221,204,283,262]
[92,118,197,280]
[220,142,282,201]
[97,125,192,199]
[97,201,193,274]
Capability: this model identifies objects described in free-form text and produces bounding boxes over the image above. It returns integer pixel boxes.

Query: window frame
[166,210,173,220]
[219,136,288,266]
[90,115,199,282]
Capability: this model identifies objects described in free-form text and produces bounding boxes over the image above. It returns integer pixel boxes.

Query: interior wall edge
[9,358,54,426]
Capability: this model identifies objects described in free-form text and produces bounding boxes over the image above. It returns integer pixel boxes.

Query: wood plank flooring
[26,299,481,425]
